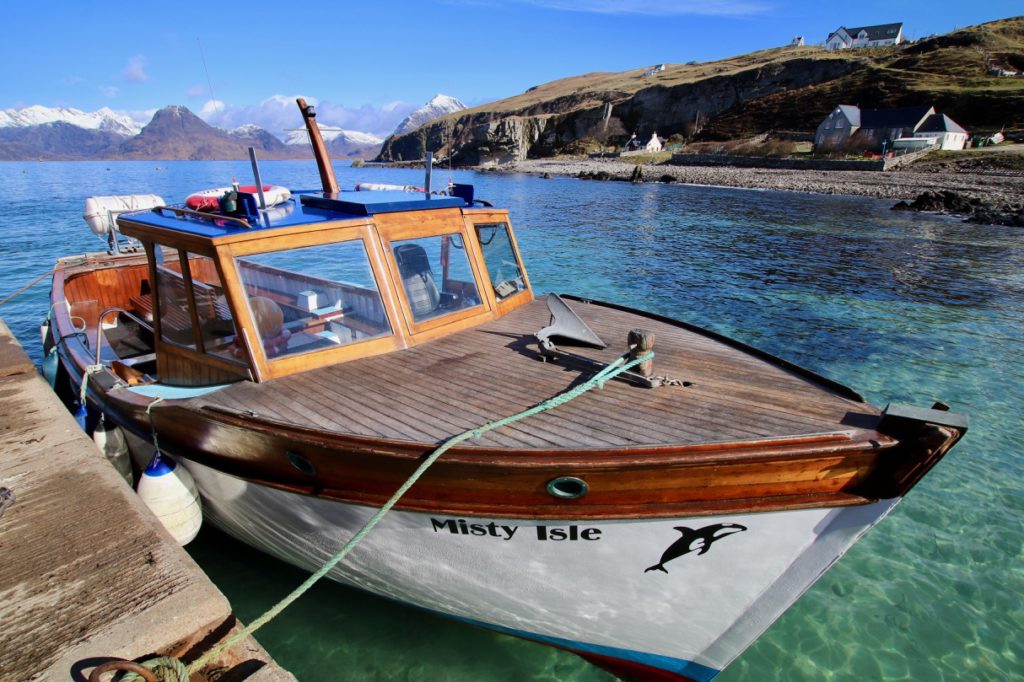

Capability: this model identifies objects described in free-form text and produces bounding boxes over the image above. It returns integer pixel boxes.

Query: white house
[815,104,968,152]
[826,23,904,50]
[644,64,667,77]
[645,133,663,152]
[913,113,969,150]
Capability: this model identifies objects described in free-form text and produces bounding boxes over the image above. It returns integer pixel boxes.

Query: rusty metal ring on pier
[87,660,158,682]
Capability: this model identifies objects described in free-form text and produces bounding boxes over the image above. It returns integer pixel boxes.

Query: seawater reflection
[0,161,1020,681]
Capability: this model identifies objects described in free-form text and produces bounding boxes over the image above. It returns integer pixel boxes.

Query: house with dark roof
[826,22,904,50]
[913,113,970,150]
[815,105,969,151]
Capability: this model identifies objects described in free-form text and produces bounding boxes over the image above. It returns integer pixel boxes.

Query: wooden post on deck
[628,328,655,377]
[296,97,339,195]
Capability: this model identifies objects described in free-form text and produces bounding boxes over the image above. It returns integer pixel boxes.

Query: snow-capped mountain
[284,127,384,159]
[392,94,466,136]
[0,105,143,137]
[284,128,383,146]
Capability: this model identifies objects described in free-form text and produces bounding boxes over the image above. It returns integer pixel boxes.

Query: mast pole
[296,97,339,194]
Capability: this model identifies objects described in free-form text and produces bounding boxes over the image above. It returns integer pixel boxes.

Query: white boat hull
[182,458,898,680]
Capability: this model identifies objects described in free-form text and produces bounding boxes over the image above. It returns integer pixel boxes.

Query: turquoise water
[1,161,1021,681]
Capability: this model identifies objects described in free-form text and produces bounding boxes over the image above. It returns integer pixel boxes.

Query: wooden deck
[187,297,880,450]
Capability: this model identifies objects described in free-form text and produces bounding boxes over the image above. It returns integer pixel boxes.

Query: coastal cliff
[377,17,1024,164]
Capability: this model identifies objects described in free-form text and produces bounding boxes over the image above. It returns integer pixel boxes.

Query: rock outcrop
[892,189,1024,227]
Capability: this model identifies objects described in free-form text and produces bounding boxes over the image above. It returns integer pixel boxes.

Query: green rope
[120,656,188,682]
[0,267,56,306]
[142,351,653,679]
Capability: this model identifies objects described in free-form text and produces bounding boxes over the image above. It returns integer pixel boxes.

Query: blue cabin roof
[118,188,472,241]
[299,191,466,216]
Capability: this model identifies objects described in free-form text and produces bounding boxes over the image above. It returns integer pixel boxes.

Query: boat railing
[94,307,155,367]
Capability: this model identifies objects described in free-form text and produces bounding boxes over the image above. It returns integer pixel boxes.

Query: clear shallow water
[1,161,1021,681]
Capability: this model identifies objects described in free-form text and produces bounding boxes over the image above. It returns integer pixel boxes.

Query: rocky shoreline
[491,158,1024,226]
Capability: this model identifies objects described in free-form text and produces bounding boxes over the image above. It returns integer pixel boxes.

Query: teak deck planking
[187,298,877,450]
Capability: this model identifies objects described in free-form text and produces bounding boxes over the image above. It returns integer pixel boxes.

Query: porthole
[546,476,588,500]
[287,450,316,477]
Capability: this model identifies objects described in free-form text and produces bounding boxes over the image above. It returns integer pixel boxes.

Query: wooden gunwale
[186,403,890,464]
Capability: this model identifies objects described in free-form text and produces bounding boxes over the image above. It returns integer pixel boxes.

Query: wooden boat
[45,98,967,681]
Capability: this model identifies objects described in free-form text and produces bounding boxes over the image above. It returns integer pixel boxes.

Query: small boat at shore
[45,98,966,681]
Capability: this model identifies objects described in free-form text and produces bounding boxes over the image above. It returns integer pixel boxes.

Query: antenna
[197,37,218,114]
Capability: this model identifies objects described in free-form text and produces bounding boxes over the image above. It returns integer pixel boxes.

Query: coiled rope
[108,351,653,681]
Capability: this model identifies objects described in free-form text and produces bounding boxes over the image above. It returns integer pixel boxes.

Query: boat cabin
[93,188,532,387]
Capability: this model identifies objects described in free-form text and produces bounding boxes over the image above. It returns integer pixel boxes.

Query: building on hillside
[645,133,664,152]
[826,23,904,50]
[815,105,968,152]
[644,64,667,77]
[791,36,805,46]
[913,113,970,150]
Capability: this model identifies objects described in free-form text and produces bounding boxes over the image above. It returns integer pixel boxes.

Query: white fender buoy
[137,455,202,545]
[83,195,165,235]
[92,417,133,486]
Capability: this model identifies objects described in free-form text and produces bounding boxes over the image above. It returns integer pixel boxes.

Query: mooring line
[118,351,653,681]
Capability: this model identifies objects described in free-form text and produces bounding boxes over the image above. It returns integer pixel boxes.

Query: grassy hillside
[379,16,1024,163]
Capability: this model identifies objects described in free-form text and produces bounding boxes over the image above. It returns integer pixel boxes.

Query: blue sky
[1,0,1018,136]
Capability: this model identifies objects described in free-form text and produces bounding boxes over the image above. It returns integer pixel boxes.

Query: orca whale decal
[644,523,747,573]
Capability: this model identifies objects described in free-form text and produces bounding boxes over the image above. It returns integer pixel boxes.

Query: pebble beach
[501,157,1024,209]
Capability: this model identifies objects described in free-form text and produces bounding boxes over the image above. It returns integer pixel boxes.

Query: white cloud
[200,99,226,116]
[185,84,206,98]
[514,0,766,16]
[100,85,119,98]
[194,94,418,138]
[122,54,149,82]
[124,108,158,127]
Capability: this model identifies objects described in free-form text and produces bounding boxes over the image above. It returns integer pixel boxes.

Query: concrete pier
[0,320,294,681]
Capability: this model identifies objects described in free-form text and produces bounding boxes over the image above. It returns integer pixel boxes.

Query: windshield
[475,223,526,301]
[235,240,391,359]
[391,234,481,323]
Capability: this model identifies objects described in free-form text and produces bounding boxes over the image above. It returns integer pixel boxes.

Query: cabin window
[391,235,481,322]
[235,239,390,359]
[188,255,241,362]
[154,248,242,362]
[154,247,197,349]
[475,223,526,301]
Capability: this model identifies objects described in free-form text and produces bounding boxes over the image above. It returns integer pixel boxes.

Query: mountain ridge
[0,103,383,160]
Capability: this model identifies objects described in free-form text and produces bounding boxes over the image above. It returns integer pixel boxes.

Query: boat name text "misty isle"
[431,518,602,541]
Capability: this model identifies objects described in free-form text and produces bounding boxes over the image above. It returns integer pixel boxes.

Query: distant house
[645,133,664,152]
[791,36,805,46]
[815,105,968,151]
[826,22,904,50]
[644,64,667,77]
[913,113,969,150]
